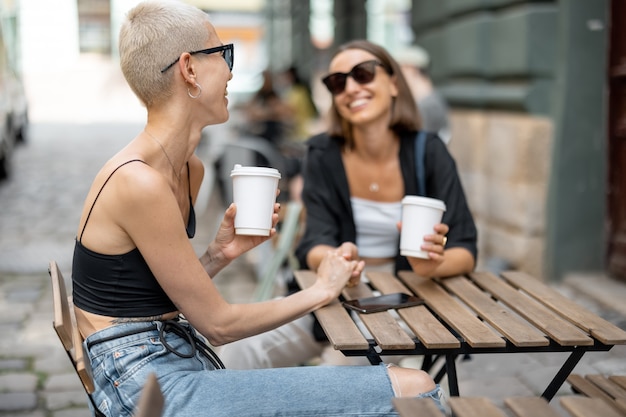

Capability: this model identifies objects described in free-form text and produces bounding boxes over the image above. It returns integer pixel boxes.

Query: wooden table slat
[315,303,370,350]
[448,397,508,417]
[398,271,505,348]
[469,271,594,346]
[293,270,369,350]
[366,271,460,349]
[610,375,626,392]
[365,270,413,294]
[392,397,445,417]
[560,396,625,417]
[501,270,626,345]
[504,397,562,417]
[585,374,626,400]
[339,272,416,350]
[357,310,416,350]
[397,306,461,349]
[393,396,626,417]
[567,374,620,411]
[442,276,549,347]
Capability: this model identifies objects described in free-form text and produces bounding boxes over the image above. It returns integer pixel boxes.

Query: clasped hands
[332,222,449,281]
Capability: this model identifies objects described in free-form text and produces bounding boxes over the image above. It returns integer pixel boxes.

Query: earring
[187,82,202,99]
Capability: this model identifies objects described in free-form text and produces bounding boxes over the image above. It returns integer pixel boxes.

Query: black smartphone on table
[342,292,424,314]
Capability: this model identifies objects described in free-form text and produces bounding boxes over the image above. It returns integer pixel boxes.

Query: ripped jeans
[85,320,445,417]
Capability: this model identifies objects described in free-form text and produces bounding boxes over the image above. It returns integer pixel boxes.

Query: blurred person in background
[280,66,319,143]
[243,69,291,145]
[394,44,451,145]
[219,39,476,369]
[276,65,321,203]
[72,2,445,415]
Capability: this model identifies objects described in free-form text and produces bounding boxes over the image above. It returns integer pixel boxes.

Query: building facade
[11,0,623,283]
[313,0,615,282]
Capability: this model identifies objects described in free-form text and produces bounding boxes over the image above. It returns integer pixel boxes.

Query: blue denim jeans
[85,320,444,417]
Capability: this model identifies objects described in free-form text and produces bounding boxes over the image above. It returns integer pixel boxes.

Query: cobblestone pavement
[1,57,625,416]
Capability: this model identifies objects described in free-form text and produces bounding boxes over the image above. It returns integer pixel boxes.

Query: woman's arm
[405,137,477,278]
[120,170,356,346]
[199,202,280,278]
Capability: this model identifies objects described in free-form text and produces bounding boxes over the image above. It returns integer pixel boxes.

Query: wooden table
[392,396,625,417]
[294,269,626,400]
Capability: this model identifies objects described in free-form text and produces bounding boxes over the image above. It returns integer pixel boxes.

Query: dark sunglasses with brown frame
[322,60,389,95]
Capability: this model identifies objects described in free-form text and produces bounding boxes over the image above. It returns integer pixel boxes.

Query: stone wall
[449,110,553,280]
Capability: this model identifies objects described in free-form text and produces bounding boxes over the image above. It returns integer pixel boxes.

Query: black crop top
[72,159,195,317]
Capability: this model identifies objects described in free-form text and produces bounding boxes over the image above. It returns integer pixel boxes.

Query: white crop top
[351,197,402,258]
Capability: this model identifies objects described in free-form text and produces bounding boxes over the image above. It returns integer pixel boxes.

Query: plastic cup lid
[402,195,446,211]
[230,164,281,179]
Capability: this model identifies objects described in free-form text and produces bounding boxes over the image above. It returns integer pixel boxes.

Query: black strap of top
[79,159,146,241]
[186,162,196,238]
[415,131,427,196]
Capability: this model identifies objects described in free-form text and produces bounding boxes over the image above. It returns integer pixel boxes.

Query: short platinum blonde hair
[119,0,211,107]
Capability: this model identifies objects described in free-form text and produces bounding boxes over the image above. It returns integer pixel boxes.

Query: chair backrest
[218,137,287,204]
[50,261,164,417]
[133,373,164,417]
[49,260,96,395]
[253,201,303,301]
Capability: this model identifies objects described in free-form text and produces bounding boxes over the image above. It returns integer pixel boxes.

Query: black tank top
[72,159,195,317]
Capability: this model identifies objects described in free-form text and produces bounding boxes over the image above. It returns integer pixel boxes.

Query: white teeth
[350,98,368,108]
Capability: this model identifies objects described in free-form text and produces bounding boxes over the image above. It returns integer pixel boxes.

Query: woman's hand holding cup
[211,202,280,262]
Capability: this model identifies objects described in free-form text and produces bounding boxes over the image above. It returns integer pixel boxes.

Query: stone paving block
[44,390,88,410]
[518,364,588,397]
[0,412,45,417]
[0,392,38,411]
[0,301,32,324]
[0,373,38,392]
[53,408,92,417]
[0,359,27,372]
[456,352,543,379]
[45,374,84,392]
[34,350,73,375]
[593,356,626,375]
[458,375,533,404]
[20,316,57,345]
[8,341,58,358]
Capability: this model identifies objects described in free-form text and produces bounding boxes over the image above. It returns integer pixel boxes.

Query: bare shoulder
[101,159,172,207]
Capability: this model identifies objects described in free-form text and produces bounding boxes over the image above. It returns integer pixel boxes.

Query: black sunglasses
[161,43,234,73]
[322,60,386,95]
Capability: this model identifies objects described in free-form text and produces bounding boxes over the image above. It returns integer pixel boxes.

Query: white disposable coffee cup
[400,196,447,259]
[230,164,281,236]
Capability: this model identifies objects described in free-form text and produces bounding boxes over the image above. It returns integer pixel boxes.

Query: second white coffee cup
[230,164,281,236]
[400,196,447,259]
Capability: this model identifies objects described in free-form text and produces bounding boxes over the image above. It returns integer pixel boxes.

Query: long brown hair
[325,40,421,149]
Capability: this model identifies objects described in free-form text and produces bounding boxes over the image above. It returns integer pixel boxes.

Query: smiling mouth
[349,98,369,108]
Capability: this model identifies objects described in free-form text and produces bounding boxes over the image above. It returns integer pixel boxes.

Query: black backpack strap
[415,131,427,196]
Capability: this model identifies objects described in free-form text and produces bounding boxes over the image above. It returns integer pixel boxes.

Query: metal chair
[253,201,303,301]
[216,136,287,205]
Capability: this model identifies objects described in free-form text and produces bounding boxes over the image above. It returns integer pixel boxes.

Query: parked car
[0,20,28,180]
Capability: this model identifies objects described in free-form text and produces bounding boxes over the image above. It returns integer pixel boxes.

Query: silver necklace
[145,130,181,181]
